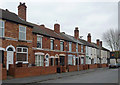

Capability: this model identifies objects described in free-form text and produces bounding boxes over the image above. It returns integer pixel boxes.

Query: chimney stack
[18,2,27,21]
[96,39,100,46]
[87,33,91,43]
[54,23,60,33]
[100,41,102,47]
[74,27,79,39]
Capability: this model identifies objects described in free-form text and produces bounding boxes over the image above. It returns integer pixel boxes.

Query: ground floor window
[76,58,78,65]
[73,56,76,65]
[16,47,28,62]
[60,56,65,66]
[81,58,84,64]
[35,55,44,66]
[68,56,72,65]
[45,54,49,67]
[55,58,58,65]
[50,58,54,66]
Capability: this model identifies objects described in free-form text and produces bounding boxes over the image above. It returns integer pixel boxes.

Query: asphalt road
[39,68,119,83]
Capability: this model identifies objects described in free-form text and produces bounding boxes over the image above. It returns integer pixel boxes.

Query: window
[69,42,72,52]
[16,47,28,62]
[19,25,26,40]
[81,45,84,53]
[35,55,44,66]
[0,20,5,37]
[55,58,58,65]
[76,58,78,65]
[37,35,42,48]
[50,40,54,50]
[50,58,54,66]
[86,46,88,55]
[76,43,78,52]
[68,56,73,65]
[60,41,64,51]
[81,58,84,64]
[45,55,49,67]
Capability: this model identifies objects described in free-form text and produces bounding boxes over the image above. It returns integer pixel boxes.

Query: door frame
[6,45,15,70]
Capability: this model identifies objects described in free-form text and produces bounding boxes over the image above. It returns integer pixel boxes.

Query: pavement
[2,67,119,84]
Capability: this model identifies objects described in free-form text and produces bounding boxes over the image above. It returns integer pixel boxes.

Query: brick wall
[101,64,108,68]
[88,64,97,69]
[13,66,57,78]
[2,20,34,67]
[68,65,84,72]
[2,68,7,80]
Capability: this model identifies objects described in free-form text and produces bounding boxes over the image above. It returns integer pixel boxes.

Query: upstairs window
[86,46,88,55]
[69,42,72,52]
[37,35,42,48]
[19,25,26,40]
[81,45,84,53]
[0,20,5,37]
[50,39,54,50]
[76,43,78,52]
[60,41,64,51]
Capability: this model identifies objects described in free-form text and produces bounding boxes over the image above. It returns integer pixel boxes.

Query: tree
[102,29,120,62]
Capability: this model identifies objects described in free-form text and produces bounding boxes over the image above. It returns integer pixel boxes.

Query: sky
[0,0,118,50]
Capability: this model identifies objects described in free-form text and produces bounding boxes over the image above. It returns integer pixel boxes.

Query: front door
[7,51,14,70]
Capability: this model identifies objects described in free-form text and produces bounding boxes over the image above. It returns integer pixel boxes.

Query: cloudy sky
[0,0,118,50]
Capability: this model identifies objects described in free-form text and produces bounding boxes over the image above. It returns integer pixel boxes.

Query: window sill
[0,36,5,40]
[16,61,29,64]
[18,39,27,42]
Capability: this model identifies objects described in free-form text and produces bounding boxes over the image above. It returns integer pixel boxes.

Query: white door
[7,51,14,70]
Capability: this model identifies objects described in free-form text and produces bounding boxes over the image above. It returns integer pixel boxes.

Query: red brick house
[0,2,109,79]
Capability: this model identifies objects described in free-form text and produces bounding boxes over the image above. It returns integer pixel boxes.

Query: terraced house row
[0,2,110,80]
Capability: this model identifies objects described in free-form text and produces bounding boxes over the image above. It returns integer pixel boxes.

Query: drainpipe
[77,39,79,71]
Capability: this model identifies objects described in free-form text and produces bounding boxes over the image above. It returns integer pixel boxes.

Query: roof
[32,24,64,39]
[0,8,110,51]
[0,9,33,27]
[102,47,110,51]
[60,33,83,44]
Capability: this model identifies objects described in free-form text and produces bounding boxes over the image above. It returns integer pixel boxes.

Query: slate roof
[60,33,83,44]
[0,9,33,27]
[0,8,110,52]
[32,24,64,40]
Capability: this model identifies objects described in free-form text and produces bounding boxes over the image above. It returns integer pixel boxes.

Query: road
[39,68,119,83]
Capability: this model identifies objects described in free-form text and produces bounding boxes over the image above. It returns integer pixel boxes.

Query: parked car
[109,63,118,68]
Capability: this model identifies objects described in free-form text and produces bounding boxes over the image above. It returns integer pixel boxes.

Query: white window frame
[45,54,49,67]
[35,55,44,66]
[37,35,42,48]
[16,47,28,63]
[50,39,54,50]
[76,43,78,52]
[69,42,72,52]
[60,41,64,51]
[19,25,26,40]
[81,45,84,53]
[0,20,5,37]
[68,56,73,65]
